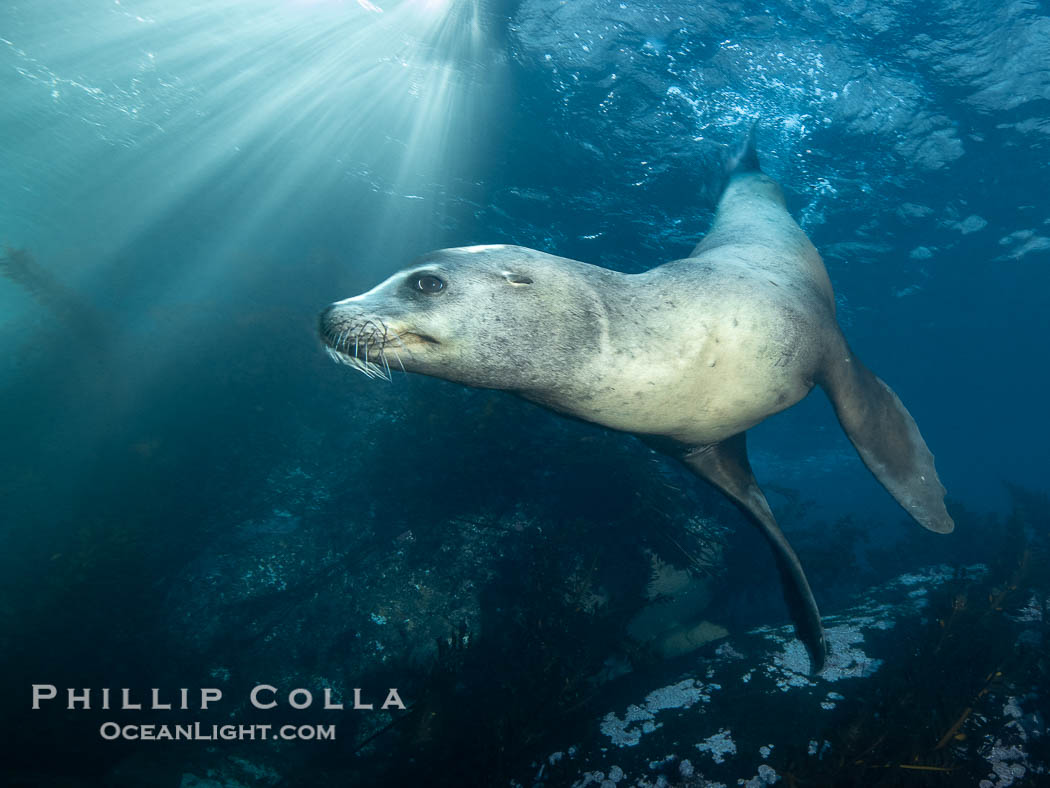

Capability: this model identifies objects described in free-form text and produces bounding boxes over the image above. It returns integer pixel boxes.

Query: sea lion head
[319,244,607,394]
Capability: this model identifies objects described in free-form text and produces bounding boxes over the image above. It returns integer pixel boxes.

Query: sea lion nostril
[318,304,339,331]
[318,306,351,351]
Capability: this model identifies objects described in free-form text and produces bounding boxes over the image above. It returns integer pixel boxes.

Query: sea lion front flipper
[682,432,827,674]
[820,342,954,535]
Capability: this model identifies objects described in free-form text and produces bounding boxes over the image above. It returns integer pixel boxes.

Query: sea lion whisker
[358,350,376,378]
[392,349,406,373]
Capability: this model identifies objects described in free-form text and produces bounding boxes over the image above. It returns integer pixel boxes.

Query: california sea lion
[318,130,952,672]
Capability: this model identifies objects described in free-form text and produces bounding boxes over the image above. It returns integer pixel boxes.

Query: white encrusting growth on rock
[599,679,720,748]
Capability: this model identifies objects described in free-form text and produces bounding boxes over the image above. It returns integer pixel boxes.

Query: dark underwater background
[1,0,1048,785]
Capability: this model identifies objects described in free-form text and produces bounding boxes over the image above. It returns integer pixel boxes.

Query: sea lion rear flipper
[820,343,954,534]
[682,432,827,674]
[726,121,760,176]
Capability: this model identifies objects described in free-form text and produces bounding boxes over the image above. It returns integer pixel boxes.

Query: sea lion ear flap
[819,344,954,534]
[503,272,533,286]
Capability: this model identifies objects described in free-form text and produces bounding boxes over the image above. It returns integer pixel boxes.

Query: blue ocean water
[1,1,1048,785]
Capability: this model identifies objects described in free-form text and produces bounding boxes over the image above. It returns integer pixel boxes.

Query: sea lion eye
[414,274,445,293]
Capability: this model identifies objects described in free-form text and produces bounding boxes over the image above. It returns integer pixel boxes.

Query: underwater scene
[2,0,1049,785]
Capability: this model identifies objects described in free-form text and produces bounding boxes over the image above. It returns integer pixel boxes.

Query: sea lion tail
[820,338,954,534]
[727,121,761,176]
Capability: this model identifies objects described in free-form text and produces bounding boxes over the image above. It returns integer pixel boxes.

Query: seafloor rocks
[148,388,732,785]
[522,562,1048,787]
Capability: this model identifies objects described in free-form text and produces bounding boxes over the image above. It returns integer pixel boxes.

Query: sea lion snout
[318,300,423,381]
[318,303,340,335]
